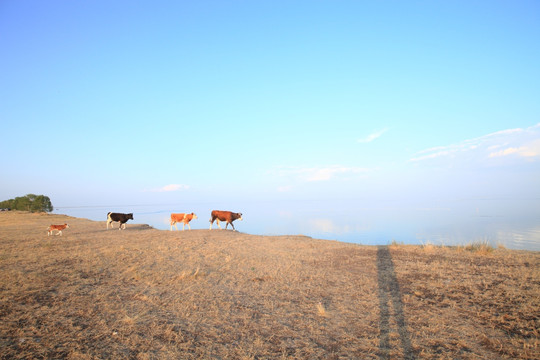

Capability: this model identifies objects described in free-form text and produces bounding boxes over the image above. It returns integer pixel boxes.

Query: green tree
[0,199,12,208]
[0,194,53,212]
[32,195,53,212]
[13,196,31,211]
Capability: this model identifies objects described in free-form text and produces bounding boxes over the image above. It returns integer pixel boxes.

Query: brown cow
[170,213,197,231]
[209,210,243,231]
[47,223,69,236]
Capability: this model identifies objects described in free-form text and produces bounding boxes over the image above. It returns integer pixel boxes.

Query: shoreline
[43,209,540,252]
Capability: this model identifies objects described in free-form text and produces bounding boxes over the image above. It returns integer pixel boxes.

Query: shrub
[464,240,494,254]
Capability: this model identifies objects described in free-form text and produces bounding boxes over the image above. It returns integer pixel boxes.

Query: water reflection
[54,200,540,251]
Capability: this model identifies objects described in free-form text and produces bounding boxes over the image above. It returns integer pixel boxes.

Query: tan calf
[170,213,197,231]
[47,224,69,236]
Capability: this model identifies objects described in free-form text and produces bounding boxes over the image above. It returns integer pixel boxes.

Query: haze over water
[55,196,540,251]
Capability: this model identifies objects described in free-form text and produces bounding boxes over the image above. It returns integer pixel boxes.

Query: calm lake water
[54,198,540,251]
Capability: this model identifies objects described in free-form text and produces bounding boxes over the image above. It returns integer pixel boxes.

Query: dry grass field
[0,211,538,359]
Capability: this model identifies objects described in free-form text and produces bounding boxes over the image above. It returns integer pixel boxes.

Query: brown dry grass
[0,211,538,359]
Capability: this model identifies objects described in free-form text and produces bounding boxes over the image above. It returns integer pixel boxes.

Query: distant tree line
[0,194,53,212]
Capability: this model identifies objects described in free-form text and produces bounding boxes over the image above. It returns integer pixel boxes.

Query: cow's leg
[186,223,191,230]
[59,230,62,236]
[216,219,222,229]
[209,216,217,230]
[230,222,236,231]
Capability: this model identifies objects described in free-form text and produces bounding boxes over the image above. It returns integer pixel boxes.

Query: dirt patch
[0,211,538,359]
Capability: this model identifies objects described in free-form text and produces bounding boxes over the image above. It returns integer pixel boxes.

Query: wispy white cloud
[357,127,389,143]
[148,184,190,192]
[410,123,540,163]
[488,139,540,159]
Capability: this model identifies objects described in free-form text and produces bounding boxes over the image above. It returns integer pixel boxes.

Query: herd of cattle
[47,210,243,236]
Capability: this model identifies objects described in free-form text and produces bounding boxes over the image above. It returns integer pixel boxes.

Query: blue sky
[1,1,539,212]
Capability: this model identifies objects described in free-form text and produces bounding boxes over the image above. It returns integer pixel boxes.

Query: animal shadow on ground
[377,246,415,359]
[105,224,154,231]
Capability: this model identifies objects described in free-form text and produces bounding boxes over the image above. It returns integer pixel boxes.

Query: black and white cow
[107,212,133,230]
